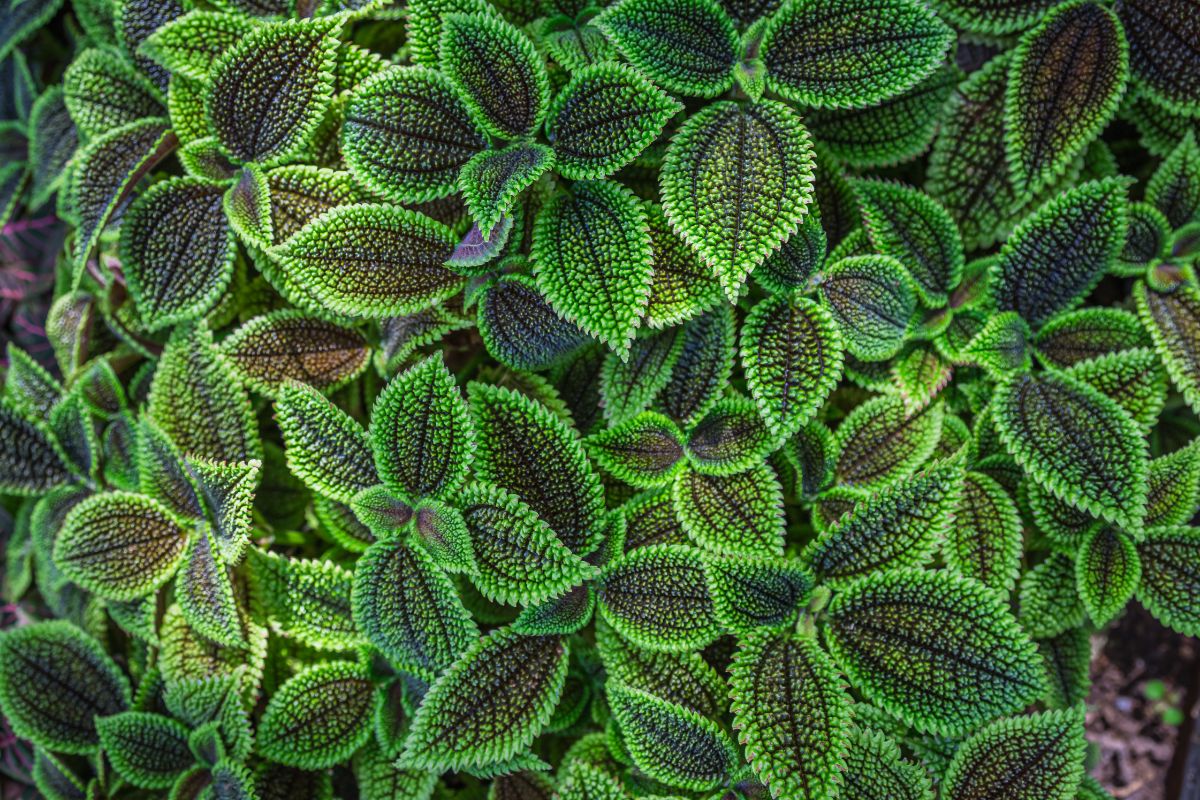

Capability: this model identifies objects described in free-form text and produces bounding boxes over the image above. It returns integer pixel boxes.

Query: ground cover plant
[1,0,1200,797]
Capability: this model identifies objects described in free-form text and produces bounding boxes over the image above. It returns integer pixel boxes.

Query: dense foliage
[1,0,1199,797]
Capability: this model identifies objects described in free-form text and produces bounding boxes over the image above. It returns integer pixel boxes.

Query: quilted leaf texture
[0,400,70,495]
[1076,525,1141,626]
[841,727,933,800]
[276,382,378,503]
[477,274,589,371]
[704,553,814,633]
[825,569,1046,736]
[833,394,944,489]
[1136,281,1200,417]
[256,661,376,769]
[673,462,786,556]
[819,255,916,361]
[1136,526,1200,636]
[1115,0,1200,115]
[944,471,1024,594]
[459,143,554,236]
[586,412,686,489]
[96,712,193,789]
[220,311,370,396]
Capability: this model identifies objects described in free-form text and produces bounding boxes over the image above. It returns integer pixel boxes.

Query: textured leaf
[1136,281,1200,416]
[120,177,235,331]
[248,548,361,651]
[601,328,684,426]
[177,528,244,649]
[1019,553,1088,638]
[354,739,437,800]
[96,713,193,789]
[276,382,379,503]
[116,0,186,90]
[220,311,369,396]
[1065,347,1166,430]
[643,203,724,329]
[661,100,815,300]
[760,0,952,109]
[673,463,785,556]
[597,544,719,651]
[1115,0,1200,115]
[206,19,338,165]
[962,312,1033,378]
[728,630,850,800]
[1116,202,1170,277]
[55,492,188,601]
[842,727,933,800]
[621,489,689,551]
[513,584,596,636]
[684,395,776,476]
[223,163,273,249]
[1005,2,1128,196]
[0,401,70,495]
[993,371,1149,530]
[478,274,589,372]
[470,378,605,556]
[833,395,944,489]
[594,0,738,97]
[403,629,569,771]
[532,180,653,356]
[546,63,681,180]
[4,345,61,420]
[1038,627,1092,710]
[273,204,462,318]
[855,179,963,307]
[261,166,368,247]
[704,553,813,633]
[0,621,129,754]
[596,623,725,717]
[742,293,844,436]
[1035,306,1150,369]
[607,682,736,791]
[819,255,916,361]
[1136,526,1200,636]
[992,179,1129,327]
[1147,131,1200,228]
[942,707,1086,800]
[63,48,161,139]
[1076,525,1140,626]
[804,459,963,586]
[460,144,554,236]
[139,10,261,83]
[1144,443,1200,528]
[0,0,64,62]
[28,86,78,207]
[439,13,549,139]
[944,471,1023,594]
[352,539,478,675]
[542,21,618,73]
[586,412,686,489]
[753,212,825,296]
[257,662,375,769]
[825,568,1046,736]
[657,307,736,425]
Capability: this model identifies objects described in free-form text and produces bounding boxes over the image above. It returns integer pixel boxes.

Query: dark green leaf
[0,401,70,495]
[1115,0,1200,115]
[220,311,370,396]
[1136,525,1200,636]
[478,274,589,371]
[460,143,554,235]
[1020,552,1088,639]
[586,412,686,489]
[819,255,916,361]
[684,395,776,476]
[841,727,933,800]
[1143,442,1200,527]
[63,48,161,139]
[833,394,944,489]
[276,382,378,503]
[1136,281,1200,416]
[1147,131,1200,228]
[656,306,736,425]
[177,528,245,649]
[673,463,785,556]
[1076,525,1140,626]
[597,544,719,651]
[704,553,813,633]
[96,712,193,789]
[139,10,260,83]
[601,329,684,427]
[1034,306,1150,369]
[256,661,375,769]
[1065,347,1166,430]
[944,471,1023,594]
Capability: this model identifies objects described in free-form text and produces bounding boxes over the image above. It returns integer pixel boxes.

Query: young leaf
[842,728,933,800]
[0,621,130,754]
[596,623,725,717]
[741,293,844,437]
[55,492,188,601]
[819,255,916,361]
[944,471,1023,594]
[532,180,653,357]
[962,312,1033,378]
[594,0,738,98]
[825,568,1046,736]
[673,463,786,557]
[1146,131,1200,228]
[206,19,338,165]
[1117,201,1172,274]
[833,395,944,489]
[439,13,549,139]
[513,584,596,636]
[1136,281,1200,416]
[601,328,684,427]
[224,163,272,249]
[276,382,378,503]
[352,539,478,675]
[402,629,569,772]
[63,48,162,139]
[405,0,502,67]
[545,63,681,180]
[119,177,235,331]
[478,274,590,371]
[754,212,825,295]
[1136,526,1200,636]
[1076,525,1140,626]
[96,713,193,789]
[661,100,815,301]
[704,553,813,633]
[586,412,686,489]
[220,311,370,396]
[992,371,1149,530]
[256,661,375,769]
[597,544,719,651]
[621,489,689,551]
[656,306,736,425]
[760,0,952,109]
[0,401,70,495]
[942,707,1086,800]
[728,630,850,800]
[1115,0,1200,115]
[606,682,736,791]
[460,143,555,236]
[685,395,776,476]
[991,179,1129,328]
[177,528,245,649]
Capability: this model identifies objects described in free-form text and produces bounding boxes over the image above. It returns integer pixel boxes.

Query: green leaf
[854,179,964,307]
[63,48,162,139]
[354,739,437,800]
[992,371,1149,530]
[116,0,186,90]
[1020,552,1088,638]
[0,400,70,495]
[460,143,555,235]
[661,100,815,301]
[931,0,1056,35]
[1144,443,1200,527]
[596,622,726,717]
[147,324,261,464]
[704,553,813,633]
[1035,306,1150,369]
[272,203,462,318]
[961,311,1033,378]
[1136,525,1200,636]
[760,0,952,109]
[119,177,235,331]
[276,382,379,503]
[1116,201,1172,274]
[621,488,689,551]
[439,13,549,139]
[220,311,370,396]
[409,500,477,575]
[206,19,338,165]
[3,344,60,424]
[1005,1,1127,197]
[673,463,785,556]
[728,630,850,800]
[1038,627,1092,710]
[477,274,589,371]
[942,707,1086,800]
[513,584,596,636]
[249,548,360,651]
[0,621,130,754]
[784,420,837,500]
[223,163,272,249]
[820,255,916,361]
[139,10,260,83]
[262,167,366,247]
[177,528,245,649]
[1147,131,1200,228]
[684,395,776,476]
[97,713,193,789]
[944,471,1023,594]
[542,21,618,73]
[833,394,944,489]
[459,482,594,606]
[842,727,933,800]
[825,568,1046,736]
[601,328,684,427]
[342,65,487,204]
[643,203,725,329]
[594,0,737,98]
[1136,281,1200,417]
[657,306,736,425]
[1116,0,1200,115]
[606,682,736,791]
[1076,525,1140,626]
[741,293,844,437]
[597,544,719,652]
[28,86,79,208]
[586,412,686,489]
[469,381,605,555]
[1064,347,1166,430]
[257,661,376,769]
[0,0,65,62]
[55,492,188,601]
[402,628,569,771]
[532,180,653,356]
[992,179,1129,327]
[545,63,681,180]
[32,748,88,800]
[804,459,963,586]
[754,212,825,295]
